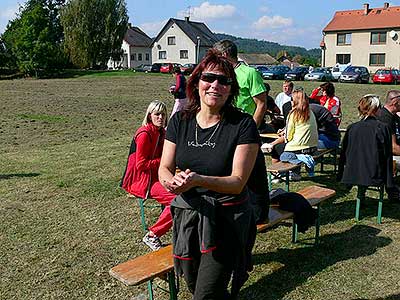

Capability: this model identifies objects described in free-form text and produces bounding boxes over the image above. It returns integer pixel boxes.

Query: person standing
[213,39,269,223]
[170,66,187,117]
[213,39,266,128]
[159,50,259,299]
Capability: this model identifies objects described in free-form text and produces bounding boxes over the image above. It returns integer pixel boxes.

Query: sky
[1,0,400,49]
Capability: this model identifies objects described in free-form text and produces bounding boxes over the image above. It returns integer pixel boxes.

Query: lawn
[1,73,400,300]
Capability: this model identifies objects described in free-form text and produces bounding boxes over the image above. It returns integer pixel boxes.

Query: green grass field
[1,72,400,300]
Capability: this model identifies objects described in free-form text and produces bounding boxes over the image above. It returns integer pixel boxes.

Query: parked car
[254,65,270,78]
[372,68,400,84]
[339,66,370,83]
[262,65,291,80]
[150,63,162,73]
[133,64,152,73]
[160,63,183,74]
[330,64,349,81]
[284,66,309,81]
[304,67,334,81]
[180,63,197,75]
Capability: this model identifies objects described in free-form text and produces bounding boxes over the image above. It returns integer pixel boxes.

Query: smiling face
[198,66,232,111]
[149,111,166,128]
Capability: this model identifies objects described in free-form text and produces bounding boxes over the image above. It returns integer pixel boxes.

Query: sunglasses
[200,73,233,86]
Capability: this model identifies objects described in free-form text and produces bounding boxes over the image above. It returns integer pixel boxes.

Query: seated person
[263,88,318,181]
[120,100,175,251]
[310,82,341,126]
[260,82,283,134]
[281,100,340,149]
[338,94,395,200]
[275,79,293,113]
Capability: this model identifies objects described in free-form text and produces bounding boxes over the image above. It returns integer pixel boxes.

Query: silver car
[304,67,334,82]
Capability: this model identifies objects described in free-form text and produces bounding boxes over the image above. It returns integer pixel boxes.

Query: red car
[372,69,400,84]
[160,63,173,73]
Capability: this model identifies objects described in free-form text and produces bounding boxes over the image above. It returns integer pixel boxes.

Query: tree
[60,0,128,69]
[1,0,67,76]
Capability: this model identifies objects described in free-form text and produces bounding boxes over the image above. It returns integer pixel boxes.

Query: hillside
[214,33,321,60]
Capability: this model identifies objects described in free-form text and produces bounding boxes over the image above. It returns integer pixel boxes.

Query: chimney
[127,22,132,29]
[185,16,190,22]
[363,3,369,15]
[383,2,389,9]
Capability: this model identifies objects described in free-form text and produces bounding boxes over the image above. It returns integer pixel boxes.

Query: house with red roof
[321,2,400,72]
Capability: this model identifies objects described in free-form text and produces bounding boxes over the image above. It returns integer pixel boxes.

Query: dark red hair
[183,49,239,118]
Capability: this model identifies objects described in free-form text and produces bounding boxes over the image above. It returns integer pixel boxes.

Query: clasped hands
[163,169,198,194]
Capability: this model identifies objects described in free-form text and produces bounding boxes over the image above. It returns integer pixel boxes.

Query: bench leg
[333,149,337,174]
[315,205,320,245]
[291,220,298,243]
[138,198,148,232]
[147,280,154,300]
[355,186,366,221]
[268,172,272,191]
[285,172,290,192]
[377,186,384,224]
[167,271,178,300]
[320,156,324,173]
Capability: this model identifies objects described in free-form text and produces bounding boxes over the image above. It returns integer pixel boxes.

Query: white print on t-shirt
[187,140,216,148]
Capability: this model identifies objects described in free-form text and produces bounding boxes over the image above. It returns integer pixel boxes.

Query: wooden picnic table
[260,133,280,139]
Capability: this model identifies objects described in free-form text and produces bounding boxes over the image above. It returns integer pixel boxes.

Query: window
[180,50,188,59]
[371,32,386,44]
[336,54,351,64]
[131,53,136,61]
[138,53,142,61]
[369,53,385,66]
[167,36,176,45]
[159,51,166,59]
[337,33,351,45]
[145,53,150,61]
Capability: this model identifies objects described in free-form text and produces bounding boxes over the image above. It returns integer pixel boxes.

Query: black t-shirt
[166,109,260,177]
[377,107,397,135]
[310,104,340,141]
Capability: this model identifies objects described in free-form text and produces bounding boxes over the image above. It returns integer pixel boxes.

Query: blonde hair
[358,94,380,119]
[142,100,168,126]
[290,89,310,123]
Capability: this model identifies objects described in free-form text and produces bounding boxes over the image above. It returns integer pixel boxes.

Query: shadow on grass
[0,173,40,180]
[241,225,391,300]
[353,294,400,300]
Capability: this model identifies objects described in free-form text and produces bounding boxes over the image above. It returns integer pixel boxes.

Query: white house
[108,25,152,69]
[151,17,219,65]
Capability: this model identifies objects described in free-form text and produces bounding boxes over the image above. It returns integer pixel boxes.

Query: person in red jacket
[121,100,175,251]
[310,82,342,126]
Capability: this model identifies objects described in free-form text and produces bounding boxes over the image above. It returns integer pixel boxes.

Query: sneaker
[143,232,162,251]
[289,171,301,181]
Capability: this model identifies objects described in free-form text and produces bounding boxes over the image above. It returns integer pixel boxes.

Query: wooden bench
[110,186,336,300]
[267,148,337,191]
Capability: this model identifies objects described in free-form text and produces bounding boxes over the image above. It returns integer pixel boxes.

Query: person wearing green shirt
[213,40,267,128]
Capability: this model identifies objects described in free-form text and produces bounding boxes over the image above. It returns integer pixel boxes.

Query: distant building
[151,17,219,65]
[321,2,400,71]
[108,24,152,69]
[237,53,277,66]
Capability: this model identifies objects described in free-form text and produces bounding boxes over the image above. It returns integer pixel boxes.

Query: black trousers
[181,251,232,300]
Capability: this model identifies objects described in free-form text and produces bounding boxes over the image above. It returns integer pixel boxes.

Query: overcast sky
[1,0,400,49]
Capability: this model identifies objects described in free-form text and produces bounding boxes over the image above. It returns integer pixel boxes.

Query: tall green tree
[60,0,128,69]
[2,0,67,76]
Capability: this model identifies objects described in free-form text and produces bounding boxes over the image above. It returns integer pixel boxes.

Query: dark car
[180,63,197,75]
[133,64,152,72]
[339,66,370,83]
[254,65,270,78]
[372,69,399,84]
[284,66,309,81]
[262,65,291,80]
[150,63,162,73]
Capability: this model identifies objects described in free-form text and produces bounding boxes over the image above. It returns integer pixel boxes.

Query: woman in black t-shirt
[159,50,259,299]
